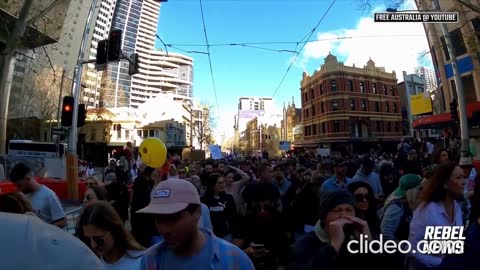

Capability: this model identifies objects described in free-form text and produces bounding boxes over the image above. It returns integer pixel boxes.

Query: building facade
[399,72,426,137]
[8,0,92,118]
[82,0,193,109]
[130,50,193,108]
[281,97,301,146]
[299,53,402,153]
[415,66,438,92]
[414,0,480,155]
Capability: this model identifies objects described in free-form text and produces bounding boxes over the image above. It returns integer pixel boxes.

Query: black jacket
[290,231,385,270]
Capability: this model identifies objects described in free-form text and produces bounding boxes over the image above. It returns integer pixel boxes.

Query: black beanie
[318,190,355,221]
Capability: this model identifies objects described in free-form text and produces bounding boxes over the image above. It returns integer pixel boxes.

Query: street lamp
[387,1,470,158]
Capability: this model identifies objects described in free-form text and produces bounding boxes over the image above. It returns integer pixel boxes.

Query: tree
[0,0,68,154]
[194,103,216,150]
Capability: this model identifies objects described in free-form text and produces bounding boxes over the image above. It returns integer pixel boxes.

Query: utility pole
[57,69,66,127]
[432,0,469,158]
[66,0,99,200]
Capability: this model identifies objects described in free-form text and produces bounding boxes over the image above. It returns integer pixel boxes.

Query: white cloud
[300,3,432,81]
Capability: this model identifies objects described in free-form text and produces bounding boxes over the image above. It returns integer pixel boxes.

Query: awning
[412,102,480,130]
[412,113,454,129]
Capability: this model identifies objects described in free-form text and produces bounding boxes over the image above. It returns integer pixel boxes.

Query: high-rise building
[130,51,193,108]
[414,66,437,92]
[235,97,275,134]
[299,53,402,152]
[82,0,192,109]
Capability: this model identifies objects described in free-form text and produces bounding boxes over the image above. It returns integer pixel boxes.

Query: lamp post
[387,3,470,158]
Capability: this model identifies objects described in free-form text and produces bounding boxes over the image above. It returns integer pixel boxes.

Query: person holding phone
[290,190,383,270]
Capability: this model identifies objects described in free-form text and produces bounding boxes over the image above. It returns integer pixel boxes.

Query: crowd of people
[0,141,479,270]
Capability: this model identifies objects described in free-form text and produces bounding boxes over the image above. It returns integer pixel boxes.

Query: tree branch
[456,0,480,14]
[27,0,65,25]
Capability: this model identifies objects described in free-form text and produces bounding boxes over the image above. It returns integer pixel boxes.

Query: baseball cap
[333,158,347,167]
[137,179,200,215]
[0,212,104,270]
[392,174,422,198]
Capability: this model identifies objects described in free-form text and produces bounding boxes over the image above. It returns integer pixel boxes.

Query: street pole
[57,68,66,127]
[432,0,469,158]
[66,0,99,200]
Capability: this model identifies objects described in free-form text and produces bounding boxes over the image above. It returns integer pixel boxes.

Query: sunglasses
[90,231,110,246]
[354,194,369,202]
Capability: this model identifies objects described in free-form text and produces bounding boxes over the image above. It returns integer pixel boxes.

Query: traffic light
[61,96,74,127]
[77,104,87,127]
[96,39,108,69]
[128,53,140,76]
[108,29,123,62]
[450,100,458,120]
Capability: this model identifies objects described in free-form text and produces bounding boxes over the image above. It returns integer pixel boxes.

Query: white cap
[0,212,104,270]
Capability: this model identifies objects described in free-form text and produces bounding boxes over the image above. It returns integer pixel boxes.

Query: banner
[411,92,433,115]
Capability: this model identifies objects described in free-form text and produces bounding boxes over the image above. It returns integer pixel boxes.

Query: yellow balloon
[138,138,167,168]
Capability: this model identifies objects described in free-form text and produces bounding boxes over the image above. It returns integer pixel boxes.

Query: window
[395,122,400,132]
[333,121,340,133]
[117,129,121,139]
[125,130,130,140]
[321,102,324,113]
[376,121,381,132]
[385,103,390,112]
[331,80,337,91]
[382,85,387,95]
[387,122,392,132]
[312,124,317,135]
[472,18,480,41]
[310,89,314,99]
[348,80,353,91]
[393,103,397,113]
[375,102,380,112]
[361,100,367,111]
[332,100,339,111]
[360,82,365,93]
[312,105,316,116]
[440,28,467,60]
[372,83,376,94]
[391,86,395,96]
[320,84,324,95]
[322,122,326,133]
[350,99,356,110]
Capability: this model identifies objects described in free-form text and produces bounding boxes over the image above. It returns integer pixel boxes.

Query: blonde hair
[168,164,178,177]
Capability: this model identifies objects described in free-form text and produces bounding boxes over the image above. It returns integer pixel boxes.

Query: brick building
[298,53,402,154]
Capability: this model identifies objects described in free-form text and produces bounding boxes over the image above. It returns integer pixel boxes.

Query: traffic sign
[52,127,69,136]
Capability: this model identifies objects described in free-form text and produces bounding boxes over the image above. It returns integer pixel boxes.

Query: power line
[164,34,438,47]
[272,0,337,98]
[155,34,169,55]
[199,0,220,115]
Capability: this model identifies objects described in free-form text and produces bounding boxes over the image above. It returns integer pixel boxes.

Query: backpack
[378,198,412,241]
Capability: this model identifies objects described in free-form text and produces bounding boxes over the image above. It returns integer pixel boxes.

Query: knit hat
[318,190,355,221]
[392,174,422,198]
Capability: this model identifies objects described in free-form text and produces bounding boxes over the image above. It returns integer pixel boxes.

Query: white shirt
[100,250,143,270]
[26,185,65,224]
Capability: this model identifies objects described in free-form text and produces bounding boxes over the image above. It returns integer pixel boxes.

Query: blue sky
[155,0,431,138]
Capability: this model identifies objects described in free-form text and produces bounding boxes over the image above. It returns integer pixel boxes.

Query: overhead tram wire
[199,0,220,115]
[155,34,169,56]
[164,34,436,48]
[272,0,337,98]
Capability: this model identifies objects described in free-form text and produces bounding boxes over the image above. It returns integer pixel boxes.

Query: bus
[4,140,67,179]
